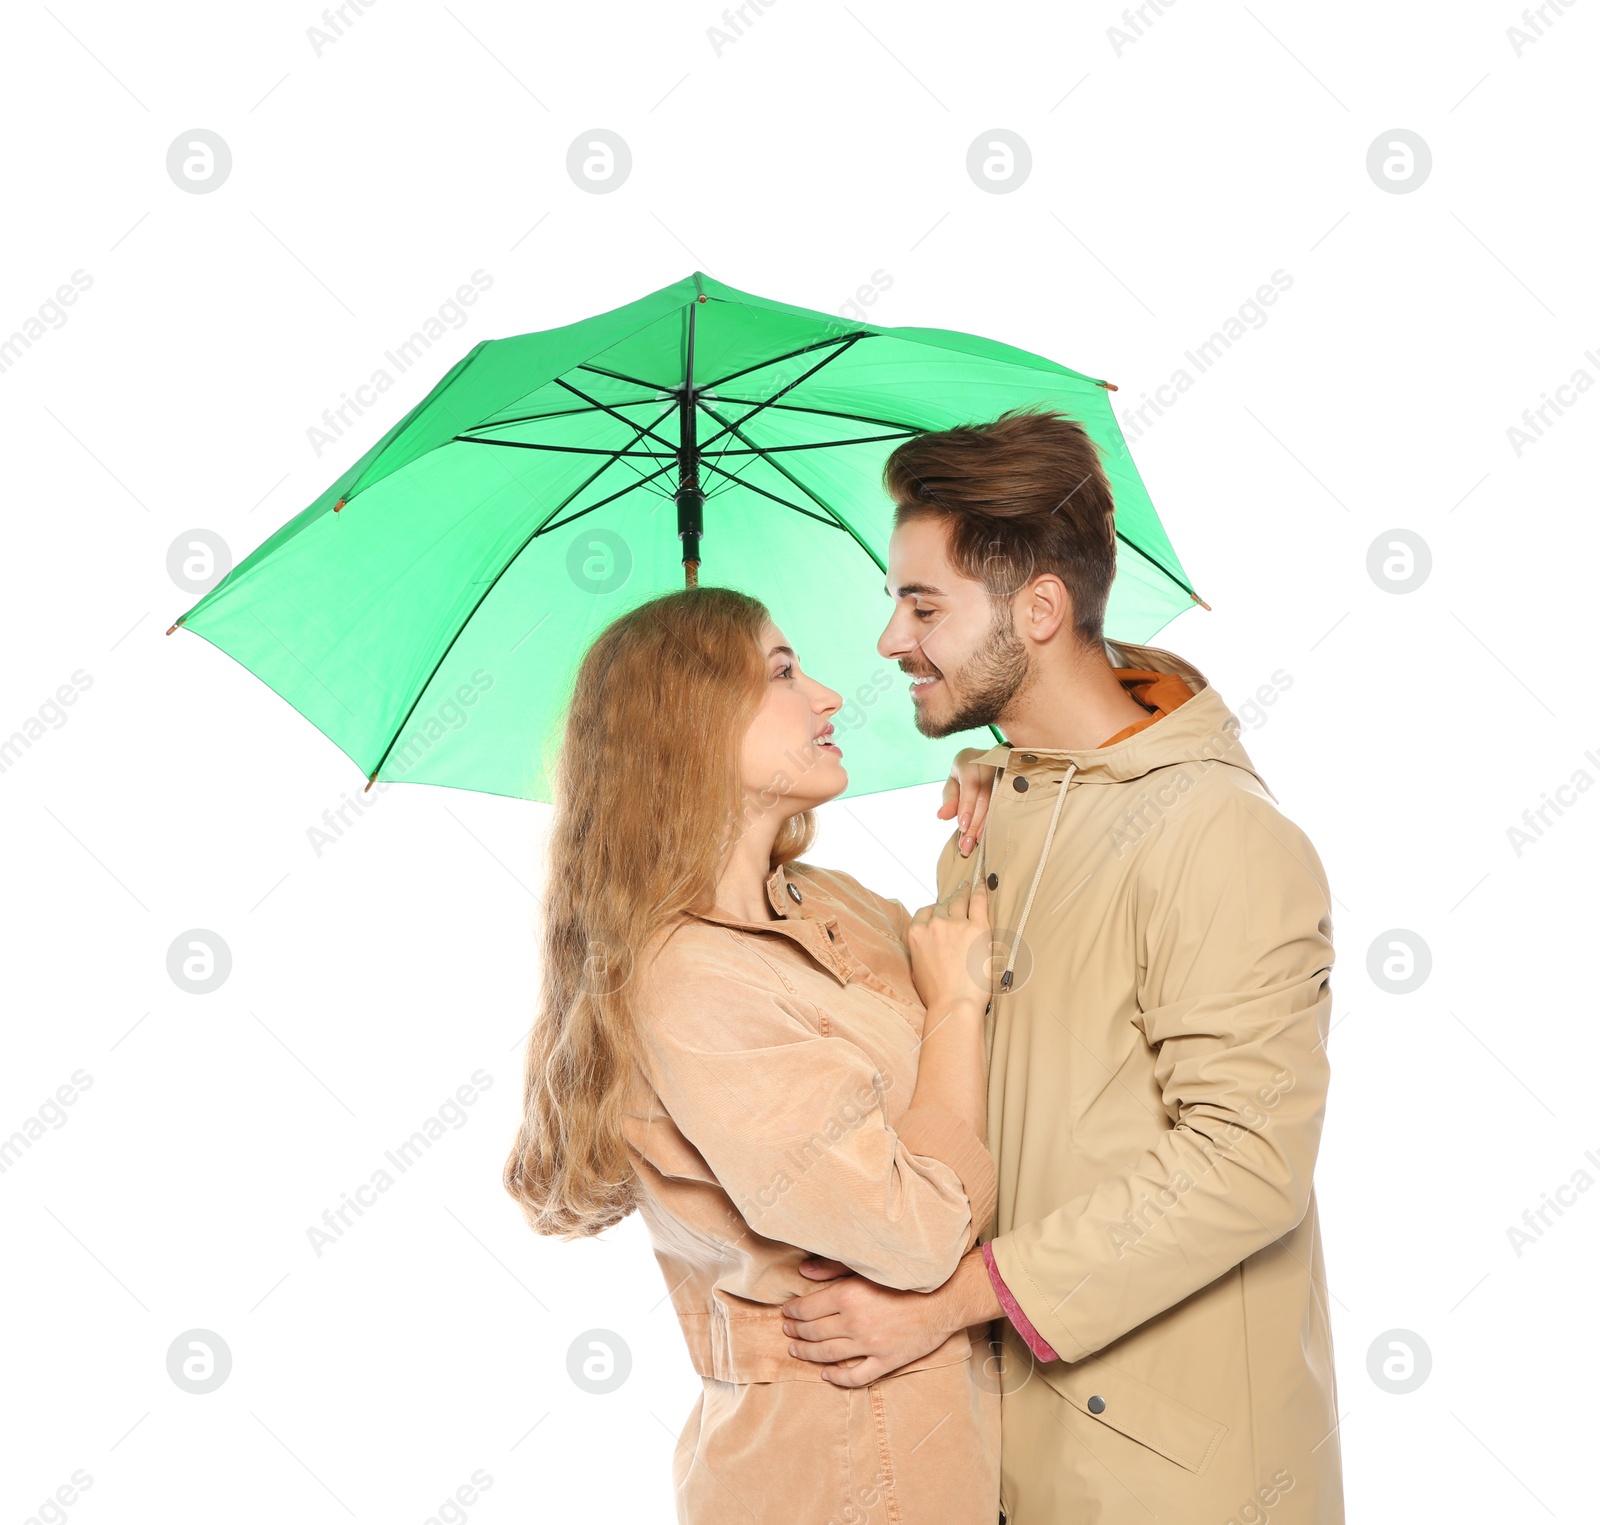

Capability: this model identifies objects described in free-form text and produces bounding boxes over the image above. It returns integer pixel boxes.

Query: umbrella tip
[333,496,347,512]
[1190,591,1212,611]
[166,617,184,635]
[1096,379,1119,392]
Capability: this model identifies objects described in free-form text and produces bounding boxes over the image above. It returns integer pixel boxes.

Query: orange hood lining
[1098,667,1197,749]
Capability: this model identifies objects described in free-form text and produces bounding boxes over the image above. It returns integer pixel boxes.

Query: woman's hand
[906,876,991,1016]
[937,746,997,857]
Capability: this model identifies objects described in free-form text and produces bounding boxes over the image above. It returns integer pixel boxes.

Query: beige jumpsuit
[624,859,1001,1525]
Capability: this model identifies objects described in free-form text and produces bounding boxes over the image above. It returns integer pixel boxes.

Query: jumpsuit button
[1012,776,1029,792]
[1087,1395,1106,1414]
[986,872,998,890]
[787,883,802,903]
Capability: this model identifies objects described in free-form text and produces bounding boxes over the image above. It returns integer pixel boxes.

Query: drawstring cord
[974,761,1080,994]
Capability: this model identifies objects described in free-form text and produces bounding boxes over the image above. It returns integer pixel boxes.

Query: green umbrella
[169,271,1204,802]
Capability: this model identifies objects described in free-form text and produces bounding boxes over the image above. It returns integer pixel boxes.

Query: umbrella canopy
[170,271,1203,802]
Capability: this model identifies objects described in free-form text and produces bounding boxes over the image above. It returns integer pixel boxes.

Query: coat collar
[966,637,1270,794]
[690,861,828,932]
[687,862,854,984]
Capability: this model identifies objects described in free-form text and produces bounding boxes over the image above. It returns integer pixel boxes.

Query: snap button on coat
[1087,1395,1106,1414]
[986,872,998,890]
[1012,776,1029,792]
[787,883,802,903]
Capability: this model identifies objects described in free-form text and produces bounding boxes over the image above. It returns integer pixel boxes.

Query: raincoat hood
[970,639,1274,992]
[968,638,1273,796]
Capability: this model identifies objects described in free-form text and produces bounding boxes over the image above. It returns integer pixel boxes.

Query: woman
[503,586,1000,1524]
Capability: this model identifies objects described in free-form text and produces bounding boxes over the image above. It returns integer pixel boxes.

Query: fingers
[783,1313,850,1343]
[781,1287,846,1321]
[957,779,983,858]
[797,1257,853,1281]
[968,781,991,853]
[967,873,990,930]
[919,884,961,925]
[952,750,995,856]
[943,876,973,919]
[822,1357,890,1388]
[787,1335,867,1364]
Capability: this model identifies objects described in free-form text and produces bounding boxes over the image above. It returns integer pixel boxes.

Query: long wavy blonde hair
[503,586,817,1238]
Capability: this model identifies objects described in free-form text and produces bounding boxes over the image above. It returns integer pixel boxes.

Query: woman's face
[740,621,846,812]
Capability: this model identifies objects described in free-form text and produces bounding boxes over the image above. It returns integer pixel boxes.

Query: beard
[913,603,1033,739]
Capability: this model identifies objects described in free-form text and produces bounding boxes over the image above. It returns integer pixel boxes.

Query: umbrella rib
[537,463,684,532]
[535,476,671,533]
[577,362,675,393]
[469,396,683,533]
[455,429,921,469]
[696,459,845,527]
[1114,528,1202,603]
[700,334,869,443]
[697,433,918,455]
[535,398,683,516]
[689,334,873,487]
[563,334,880,476]
[702,331,872,391]
[364,458,676,787]
[459,398,669,433]
[553,377,680,453]
[707,398,929,433]
[363,407,682,786]
[527,399,683,531]
[453,437,674,459]
[695,399,886,573]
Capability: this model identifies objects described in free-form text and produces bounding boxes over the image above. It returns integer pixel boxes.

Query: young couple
[505,407,1344,1524]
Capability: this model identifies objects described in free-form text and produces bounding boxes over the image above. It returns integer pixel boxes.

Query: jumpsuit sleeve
[637,930,995,1294]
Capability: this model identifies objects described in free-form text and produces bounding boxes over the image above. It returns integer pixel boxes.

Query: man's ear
[1022,574,1071,644]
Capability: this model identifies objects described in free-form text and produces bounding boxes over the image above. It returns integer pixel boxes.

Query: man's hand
[782,1249,1001,1387]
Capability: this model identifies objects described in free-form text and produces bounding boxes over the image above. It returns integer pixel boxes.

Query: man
[780,407,1343,1523]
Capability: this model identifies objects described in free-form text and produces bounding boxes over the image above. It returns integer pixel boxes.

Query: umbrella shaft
[677,380,703,575]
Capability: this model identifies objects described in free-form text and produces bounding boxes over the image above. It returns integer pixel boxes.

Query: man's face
[876,515,1033,739]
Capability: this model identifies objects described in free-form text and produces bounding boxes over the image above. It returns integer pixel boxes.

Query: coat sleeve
[984,784,1335,1363]
[636,933,994,1294]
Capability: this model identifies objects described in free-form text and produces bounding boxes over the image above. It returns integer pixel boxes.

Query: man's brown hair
[882,405,1117,647]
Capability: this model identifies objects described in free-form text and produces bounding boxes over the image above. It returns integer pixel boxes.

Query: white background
[3,2,1596,1521]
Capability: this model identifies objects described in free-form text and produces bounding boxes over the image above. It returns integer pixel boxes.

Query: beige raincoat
[944,638,1344,1524]
[624,864,1001,1524]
